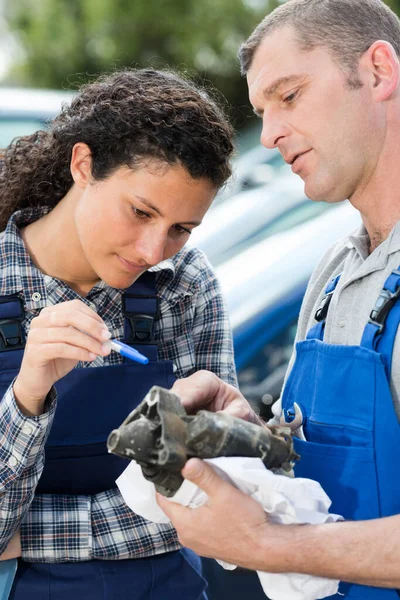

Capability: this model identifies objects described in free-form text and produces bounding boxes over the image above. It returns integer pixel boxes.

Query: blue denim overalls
[0,273,207,599]
[281,269,400,599]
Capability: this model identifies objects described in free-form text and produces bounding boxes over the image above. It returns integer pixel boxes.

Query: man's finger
[156,492,189,520]
[181,458,229,496]
[221,398,256,421]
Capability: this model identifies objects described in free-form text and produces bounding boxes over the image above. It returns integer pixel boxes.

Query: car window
[259,200,335,238]
[214,199,335,266]
[0,118,46,148]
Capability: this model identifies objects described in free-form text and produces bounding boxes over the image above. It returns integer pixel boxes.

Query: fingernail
[101,329,112,340]
[101,343,111,354]
[88,352,96,360]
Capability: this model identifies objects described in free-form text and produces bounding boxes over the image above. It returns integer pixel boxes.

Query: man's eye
[283,90,298,103]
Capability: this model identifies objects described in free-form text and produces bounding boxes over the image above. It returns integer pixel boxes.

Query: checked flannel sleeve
[0,383,56,554]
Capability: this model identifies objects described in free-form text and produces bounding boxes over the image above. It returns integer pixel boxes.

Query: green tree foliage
[385,0,400,14]
[8,0,400,131]
[4,0,280,129]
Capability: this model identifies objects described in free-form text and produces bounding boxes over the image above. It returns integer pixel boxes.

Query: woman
[0,68,236,599]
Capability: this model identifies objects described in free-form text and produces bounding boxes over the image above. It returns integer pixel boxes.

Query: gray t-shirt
[272,220,400,423]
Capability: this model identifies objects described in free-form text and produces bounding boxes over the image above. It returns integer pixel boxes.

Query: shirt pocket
[158,333,196,379]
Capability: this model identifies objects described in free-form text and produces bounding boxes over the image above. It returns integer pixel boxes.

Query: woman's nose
[135,233,166,267]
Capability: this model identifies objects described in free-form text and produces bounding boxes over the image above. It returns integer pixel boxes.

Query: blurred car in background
[214,200,361,416]
[214,144,288,206]
[0,87,74,148]
[189,172,329,266]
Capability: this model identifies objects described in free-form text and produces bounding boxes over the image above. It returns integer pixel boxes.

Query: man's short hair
[239,0,400,89]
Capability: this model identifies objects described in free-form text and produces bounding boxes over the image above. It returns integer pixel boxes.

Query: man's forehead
[247,28,328,103]
[247,28,302,93]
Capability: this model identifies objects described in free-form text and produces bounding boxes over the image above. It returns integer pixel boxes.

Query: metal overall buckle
[280,402,306,441]
[314,291,334,322]
[369,280,400,332]
[0,318,24,351]
[126,314,155,344]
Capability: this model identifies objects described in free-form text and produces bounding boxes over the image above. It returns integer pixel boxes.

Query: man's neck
[367,231,387,254]
[349,167,400,255]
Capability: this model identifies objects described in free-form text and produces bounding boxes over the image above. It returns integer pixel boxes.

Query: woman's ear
[70,143,93,189]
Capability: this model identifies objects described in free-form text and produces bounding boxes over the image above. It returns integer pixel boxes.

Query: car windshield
[212,199,335,266]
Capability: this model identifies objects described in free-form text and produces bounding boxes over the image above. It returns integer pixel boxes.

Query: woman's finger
[30,307,110,342]
[27,326,111,357]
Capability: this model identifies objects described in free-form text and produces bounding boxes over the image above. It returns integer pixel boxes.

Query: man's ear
[70,143,93,189]
[363,40,400,102]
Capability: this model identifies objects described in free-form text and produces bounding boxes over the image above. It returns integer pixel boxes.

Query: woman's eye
[132,207,150,219]
[173,225,191,237]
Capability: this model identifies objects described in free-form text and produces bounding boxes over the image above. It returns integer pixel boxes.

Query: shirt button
[31,292,41,302]
[22,423,34,435]
[339,318,346,328]
[8,455,18,468]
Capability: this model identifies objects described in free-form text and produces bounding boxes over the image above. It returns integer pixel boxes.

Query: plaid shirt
[0,208,237,563]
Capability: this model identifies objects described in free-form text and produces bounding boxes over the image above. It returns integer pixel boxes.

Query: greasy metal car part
[107,385,299,497]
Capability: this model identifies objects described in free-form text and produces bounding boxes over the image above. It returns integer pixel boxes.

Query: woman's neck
[21,192,100,296]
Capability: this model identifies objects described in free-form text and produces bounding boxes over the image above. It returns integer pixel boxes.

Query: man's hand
[171,371,263,424]
[158,460,400,588]
[156,458,282,571]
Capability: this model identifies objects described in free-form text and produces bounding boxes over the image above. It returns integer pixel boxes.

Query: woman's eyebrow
[134,194,162,216]
[134,194,201,226]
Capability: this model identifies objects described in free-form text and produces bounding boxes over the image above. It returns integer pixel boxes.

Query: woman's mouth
[117,255,147,274]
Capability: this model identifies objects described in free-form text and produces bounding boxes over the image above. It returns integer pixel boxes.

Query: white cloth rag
[116,456,343,600]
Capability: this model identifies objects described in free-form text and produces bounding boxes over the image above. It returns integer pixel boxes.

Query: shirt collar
[386,220,400,256]
[346,220,400,258]
[149,258,175,276]
[0,208,50,310]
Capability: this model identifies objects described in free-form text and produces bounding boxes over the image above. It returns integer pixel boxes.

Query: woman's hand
[13,299,111,416]
[171,370,263,425]
[0,530,21,561]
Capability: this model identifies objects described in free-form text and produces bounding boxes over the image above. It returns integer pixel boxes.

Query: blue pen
[108,339,149,365]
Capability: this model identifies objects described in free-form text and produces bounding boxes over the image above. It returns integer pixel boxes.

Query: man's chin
[304,179,344,204]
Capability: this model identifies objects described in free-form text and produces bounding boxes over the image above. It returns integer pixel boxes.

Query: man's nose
[260,113,290,150]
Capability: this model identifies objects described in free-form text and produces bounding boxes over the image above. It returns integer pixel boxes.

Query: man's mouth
[290,150,311,173]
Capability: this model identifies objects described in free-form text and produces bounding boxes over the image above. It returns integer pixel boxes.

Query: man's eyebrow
[263,74,307,98]
[252,74,308,117]
[134,195,201,226]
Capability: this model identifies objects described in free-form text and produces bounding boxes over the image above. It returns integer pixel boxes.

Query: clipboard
[0,559,17,600]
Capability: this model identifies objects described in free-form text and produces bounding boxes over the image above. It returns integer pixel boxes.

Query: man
[157,0,400,597]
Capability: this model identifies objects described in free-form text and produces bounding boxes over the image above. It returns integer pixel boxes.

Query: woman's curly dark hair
[0,69,235,231]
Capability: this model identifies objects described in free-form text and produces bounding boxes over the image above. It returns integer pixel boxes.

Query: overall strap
[306,274,341,341]
[361,267,400,379]
[0,275,161,360]
[122,271,160,361]
[0,295,25,351]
